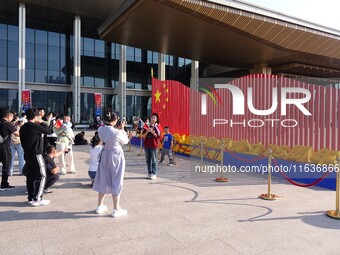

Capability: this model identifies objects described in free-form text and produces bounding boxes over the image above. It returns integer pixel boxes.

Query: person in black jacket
[20,108,53,206]
[0,111,19,190]
[74,131,88,145]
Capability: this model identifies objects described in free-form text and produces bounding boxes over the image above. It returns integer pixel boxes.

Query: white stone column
[119,45,126,118]
[158,53,165,80]
[18,3,26,112]
[73,16,81,122]
[190,60,199,90]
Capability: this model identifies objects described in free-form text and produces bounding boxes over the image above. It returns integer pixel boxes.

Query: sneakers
[158,160,163,164]
[31,199,51,207]
[150,174,157,180]
[0,185,15,191]
[95,205,108,214]
[112,209,128,218]
[27,200,34,205]
[168,163,174,166]
[43,189,53,194]
[146,173,151,179]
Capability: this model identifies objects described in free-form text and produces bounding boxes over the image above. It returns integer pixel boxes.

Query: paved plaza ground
[1,130,340,255]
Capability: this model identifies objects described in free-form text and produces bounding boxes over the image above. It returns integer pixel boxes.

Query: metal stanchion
[127,132,132,152]
[326,157,340,219]
[172,137,177,165]
[215,140,229,182]
[259,150,279,200]
[200,138,204,168]
[128,139,132,152]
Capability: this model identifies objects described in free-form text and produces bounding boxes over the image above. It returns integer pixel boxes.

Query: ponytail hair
[104,111,118,122]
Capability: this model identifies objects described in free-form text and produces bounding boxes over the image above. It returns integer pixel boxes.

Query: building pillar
[18,3,26,113]
[119,44,126,118]
[158,53,165,80]
[73,15,81,122]
[250,63,272,74]
[190,60,199,90]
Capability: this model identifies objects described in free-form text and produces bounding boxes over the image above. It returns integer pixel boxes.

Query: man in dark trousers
[0,111,19,190]
[20,108,52,206]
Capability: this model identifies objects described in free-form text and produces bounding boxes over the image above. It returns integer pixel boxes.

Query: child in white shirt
[88,135,102,186]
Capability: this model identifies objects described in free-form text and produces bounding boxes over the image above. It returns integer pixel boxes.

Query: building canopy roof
[98,0,340,77]
[6,0,340,78]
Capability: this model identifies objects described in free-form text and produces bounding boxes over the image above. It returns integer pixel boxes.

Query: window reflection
[0,67,6,81]
[8,25,18,42]
[35,30,47,45]
[8,41,18,67]
[48,46,60,71]
[0,89,18,113]
[26,69,34,82]
[31,91,72,115]
[26,28,34,43]
[35,69,47,83]
[8,67,18,81]
[48,32,59,47]
[0,24,7,40]
[0,40,7,67]
[35,44,47,69]
[0,21,192,94]
[26,43,35,67]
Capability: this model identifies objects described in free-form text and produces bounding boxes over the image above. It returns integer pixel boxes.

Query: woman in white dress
[92,111,129,218]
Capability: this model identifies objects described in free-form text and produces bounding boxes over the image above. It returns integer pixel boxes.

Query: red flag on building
[21,89,31,112]
[152,78,190,135]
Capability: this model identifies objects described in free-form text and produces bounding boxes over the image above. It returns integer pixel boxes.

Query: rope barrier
[272,157,330,187]
[213,150,221,161]
[202,147,221,161]
[175,140,265,163]
[224,146,267,163]
[170,138,332,190]
[175,141,191,153]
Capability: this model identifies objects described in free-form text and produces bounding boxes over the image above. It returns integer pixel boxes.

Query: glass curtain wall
[26,27,68,84]
[0,24,19,82]
[0,20,192,121]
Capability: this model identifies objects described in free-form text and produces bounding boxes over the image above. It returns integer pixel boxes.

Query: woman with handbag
[92,111,130,218]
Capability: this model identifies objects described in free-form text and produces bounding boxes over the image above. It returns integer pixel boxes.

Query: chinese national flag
[54,120,63,129]
[152,78,190,135]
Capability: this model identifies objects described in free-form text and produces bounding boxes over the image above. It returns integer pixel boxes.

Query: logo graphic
[200,84,312,128]
[199,85,222,115]
[201,84,311,116]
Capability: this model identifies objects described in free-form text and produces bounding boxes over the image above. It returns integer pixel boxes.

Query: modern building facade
[0,0,193,123]
[1,0,340,124]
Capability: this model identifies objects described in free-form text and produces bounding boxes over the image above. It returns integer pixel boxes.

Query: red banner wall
[152,78,190,135]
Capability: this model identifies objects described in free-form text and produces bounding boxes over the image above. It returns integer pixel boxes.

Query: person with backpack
[9,119,25,176]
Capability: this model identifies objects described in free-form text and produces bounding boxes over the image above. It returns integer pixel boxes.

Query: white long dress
[92,125,129,195]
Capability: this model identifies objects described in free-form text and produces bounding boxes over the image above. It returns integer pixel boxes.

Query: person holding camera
[0,111,19,190]
[20,108,53,206]
[142,113,160,180]
[92,111,130,218]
